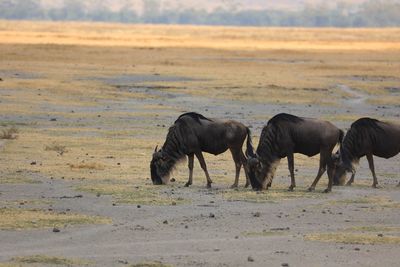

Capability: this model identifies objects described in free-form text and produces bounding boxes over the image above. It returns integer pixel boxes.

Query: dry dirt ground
[0,21,400,267]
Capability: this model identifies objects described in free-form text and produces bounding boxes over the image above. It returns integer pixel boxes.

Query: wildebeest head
[246,154,279,190]
[331,151,354,185]
[150,146,171,185]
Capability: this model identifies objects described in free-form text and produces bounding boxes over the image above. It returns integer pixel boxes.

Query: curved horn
[154,145,158,152]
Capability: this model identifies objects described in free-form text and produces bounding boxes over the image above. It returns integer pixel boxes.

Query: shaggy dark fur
[246,113,343,193]
[333,118,400,187]
[150,112,252,188]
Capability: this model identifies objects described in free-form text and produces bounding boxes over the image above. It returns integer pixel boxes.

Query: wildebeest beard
[247,156,280,190]
[247,157,263,190]
[332,127,361,185]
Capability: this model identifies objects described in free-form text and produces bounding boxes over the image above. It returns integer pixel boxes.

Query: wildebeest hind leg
[287,152,296,191]
[195,152,213,188]
[366,154,379,188]
[308,152,328,192]
[185,153,194,187]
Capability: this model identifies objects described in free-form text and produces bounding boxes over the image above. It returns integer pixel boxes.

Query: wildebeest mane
[267,113,304,126]
[256,113,303,160]
[256,124,281,161]
[175,112,213,124]
[340,118,384,164]
[162,124,188,161]
[351,117,384,132]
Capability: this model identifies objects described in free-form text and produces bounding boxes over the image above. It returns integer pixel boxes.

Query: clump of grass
[0,208,111,230]
[68,162,105,170]
[45,143,68,155]
[77,183,187,205]
[305,232,400,245]
[129,262,173,267]
[12,255,91,266]
[0,127,18,139]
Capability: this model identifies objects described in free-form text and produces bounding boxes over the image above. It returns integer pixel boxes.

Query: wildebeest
[246,113,343,193]
[150,112,252,188]
[332,118,400,187]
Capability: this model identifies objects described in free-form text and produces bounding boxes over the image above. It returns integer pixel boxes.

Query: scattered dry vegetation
[44,143,67,155]
[0,127,18,139]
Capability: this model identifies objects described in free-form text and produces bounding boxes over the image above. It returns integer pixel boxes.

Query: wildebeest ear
[332,150,340,161]
[248,157,259,167]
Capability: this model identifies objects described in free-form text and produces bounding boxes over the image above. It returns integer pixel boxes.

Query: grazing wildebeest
[332,118,400,187]
[246,113,343,193]
[150,112,252,188]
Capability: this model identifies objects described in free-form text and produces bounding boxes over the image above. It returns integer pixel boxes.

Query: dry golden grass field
[0,20,399,267]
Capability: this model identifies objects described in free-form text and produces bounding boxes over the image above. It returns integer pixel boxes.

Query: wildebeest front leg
[185,153,194,187]
[195,152,213,188]
[308,151,328,192]
[240,151,250,188]
[346,171,356,186]
[366,153,379,188]
[230,148,242,188]
[287,152,296,191]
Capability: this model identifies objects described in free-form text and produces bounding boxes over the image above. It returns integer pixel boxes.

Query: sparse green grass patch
[330,196,400,209]
[12,255,91,266]
[0,208,111,230]
[76,183,187,205]
[345,225,400,233]
[242,229,289,237]
[129,262,173,267]
[305,232,400,245]
[221,186,325,203]
[68,162,105,170]
[0,175,40,184]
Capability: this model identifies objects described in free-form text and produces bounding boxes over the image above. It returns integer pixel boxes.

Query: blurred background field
[1,20,399,188]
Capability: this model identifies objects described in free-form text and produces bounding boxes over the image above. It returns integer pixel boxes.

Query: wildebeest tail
[245,127,255,157]
[338,129,344,144]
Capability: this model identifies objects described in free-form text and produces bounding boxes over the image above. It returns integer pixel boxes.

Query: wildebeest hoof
[372,184,381,189]
[230,184,238,189]
[323,188,331,193]
[184,182,191,187]
[206,183,212,188]
[308,187,315,192]
[345,182,353,186]
[288,186,295,192]
[244,182,250,188]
